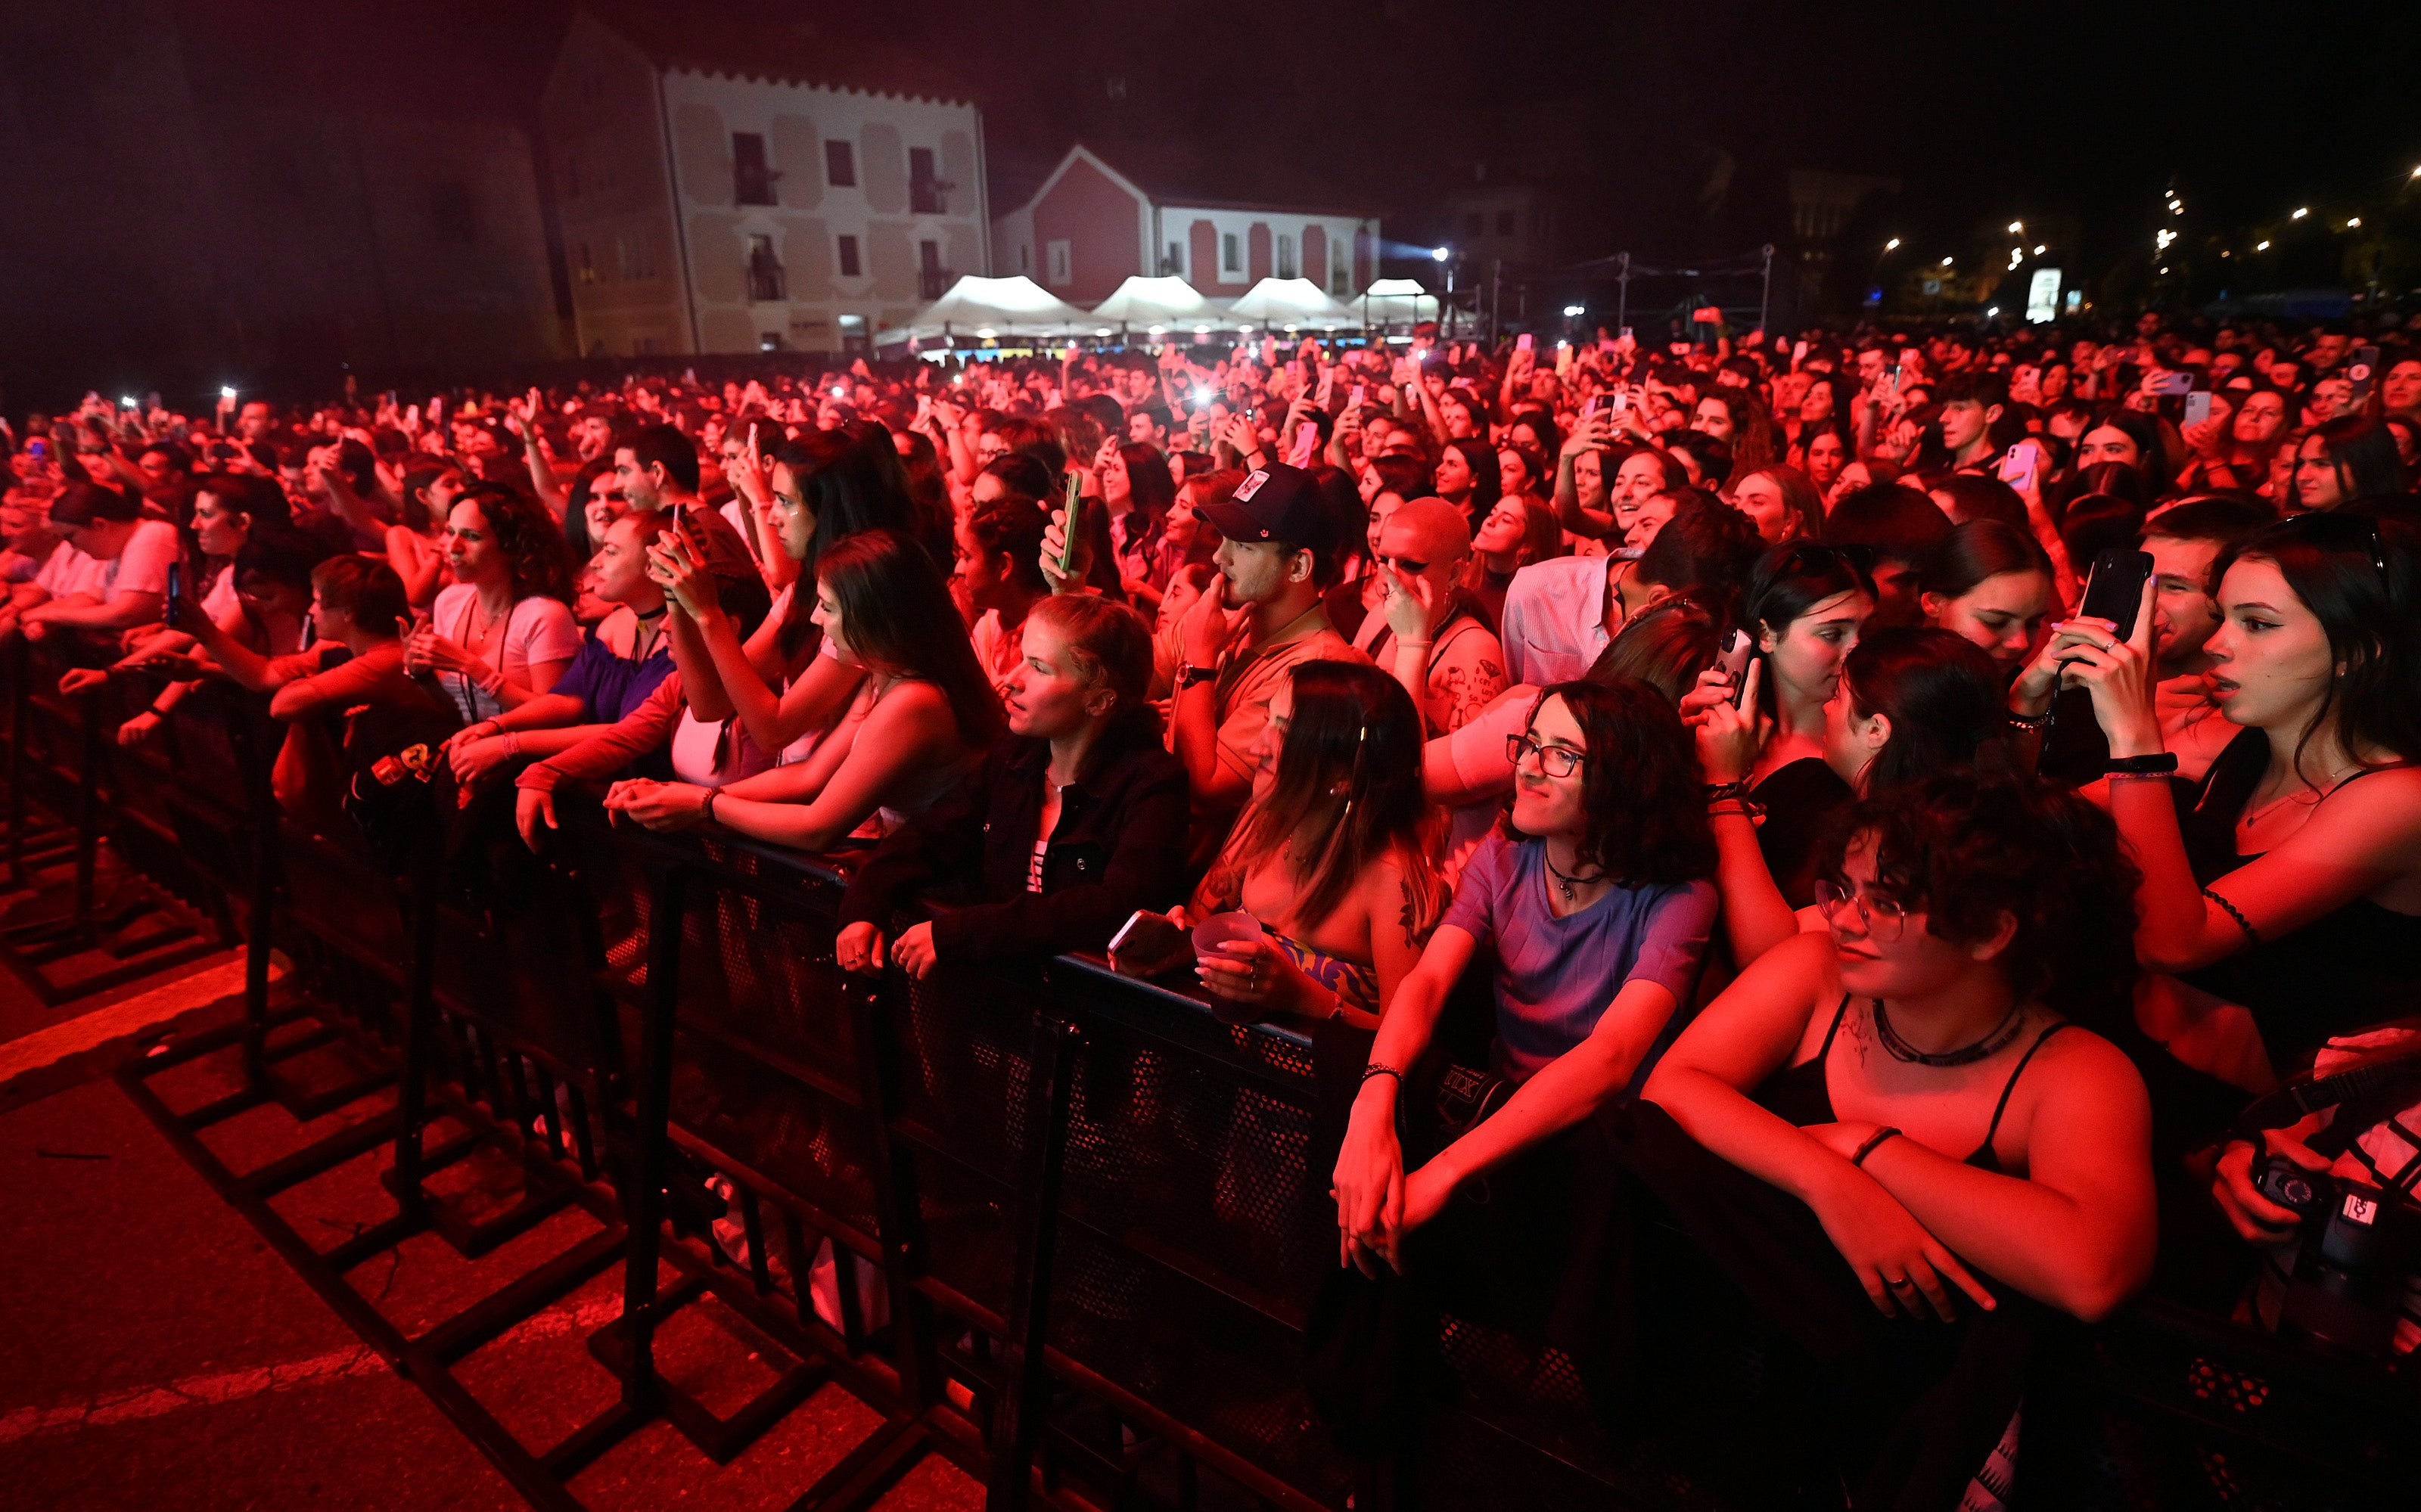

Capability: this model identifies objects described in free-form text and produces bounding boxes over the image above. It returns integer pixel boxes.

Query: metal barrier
[0,643,2406,1510]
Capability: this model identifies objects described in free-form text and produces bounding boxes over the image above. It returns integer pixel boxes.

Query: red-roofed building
[990,144,1380,309]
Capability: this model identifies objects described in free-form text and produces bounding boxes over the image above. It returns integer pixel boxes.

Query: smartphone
[1295,421,1319,456]
[1619,327,1633,341]
[1608,389,1633,416]
[1715,628,1753,690]
[26,439,47,461]
[1058,471,1083,573]
[1582,395,1602,421]
[2183,391,2214,427]
[166,560,184,606]
[1107,909,1187,976]
[2076,548,2155,645]
[2146,370,2195,398]
[1350,384,1366,407]
[1516,333,1534,352]
[1792,339,1809,363]
[1995,441,2040,495]
[2349,346,2382,405]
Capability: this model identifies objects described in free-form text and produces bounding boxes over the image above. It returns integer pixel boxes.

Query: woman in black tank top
[1612,775,2155,1509]
[2053,511,2421,1090]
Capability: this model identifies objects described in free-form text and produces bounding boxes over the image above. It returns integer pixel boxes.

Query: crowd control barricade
[17,685,2411,1510]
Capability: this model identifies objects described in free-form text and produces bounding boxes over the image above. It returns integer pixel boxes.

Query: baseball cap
[1197,464,1329,549]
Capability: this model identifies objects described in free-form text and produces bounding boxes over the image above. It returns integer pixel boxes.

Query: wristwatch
[1176,663,1219,689]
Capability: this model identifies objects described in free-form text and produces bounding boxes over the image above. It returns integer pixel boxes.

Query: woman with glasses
[1625,773,2153,1507]
[1135,660,1443,1027]
[1332,678,1716,1274]
[2051,509,2421,1154]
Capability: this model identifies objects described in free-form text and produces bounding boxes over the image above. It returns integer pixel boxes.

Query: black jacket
[837,719,1190,961]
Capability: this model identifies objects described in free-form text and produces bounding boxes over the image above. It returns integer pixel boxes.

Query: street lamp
[1432,247,1455,337]
[2292,207,2309,219]
[1562,304,1584,317]
[1885,238,1900,250]
[2006,221,2022,234]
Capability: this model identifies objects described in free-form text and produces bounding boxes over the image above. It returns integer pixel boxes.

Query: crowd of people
[9,310,2421,1505]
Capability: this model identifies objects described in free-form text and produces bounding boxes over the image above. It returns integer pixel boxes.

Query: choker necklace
[632,604,667,622]
[1871,998,2025,1067]
[1543,849,1607,903]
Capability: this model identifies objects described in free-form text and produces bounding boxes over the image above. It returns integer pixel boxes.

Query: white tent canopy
[878,275,1094,346]
[1357,278,1439,325]
[1088,275,1230,331]
[1223,277,1357,331]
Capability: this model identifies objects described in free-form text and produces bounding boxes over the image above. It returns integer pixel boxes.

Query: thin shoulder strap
[1814,993,1854,1061]
[1981,1022,2073,1151]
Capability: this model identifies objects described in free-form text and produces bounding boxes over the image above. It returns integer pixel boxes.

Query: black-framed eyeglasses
[1812,877,1909,942]
[1507,734,1583,778]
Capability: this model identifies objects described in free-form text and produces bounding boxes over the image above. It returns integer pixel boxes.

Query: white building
[989,144,1378,310]
[539,6,990,357]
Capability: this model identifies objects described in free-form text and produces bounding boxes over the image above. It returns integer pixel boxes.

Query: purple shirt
[1440,832,1717,1082]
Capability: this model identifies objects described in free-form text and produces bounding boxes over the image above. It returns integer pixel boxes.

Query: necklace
[1871,998,2025,1067]
[1543,849,1607,903]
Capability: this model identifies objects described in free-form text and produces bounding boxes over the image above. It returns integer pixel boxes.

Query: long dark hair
[1841,627,2008,794]
[1117,441,1176,544]
[2305,415,2407,505]
[1228,661,1441,933]
[1441,436,1502,514]
[1824,772,2141,1032]
[1513,678,1715,885]
[816,529,1006,750]
[1917,519,2053,601]
[774,427,919,662]
[451,482,573,604]
[2211,509,2421,775]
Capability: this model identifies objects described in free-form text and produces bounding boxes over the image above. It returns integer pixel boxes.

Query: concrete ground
[0,883,984,1511]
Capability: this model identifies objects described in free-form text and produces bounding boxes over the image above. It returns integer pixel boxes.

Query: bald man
[1352,495,1507,736]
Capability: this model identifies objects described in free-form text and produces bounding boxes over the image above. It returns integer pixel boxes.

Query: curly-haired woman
[1624,772,2154,1507]
[409,482,580,722]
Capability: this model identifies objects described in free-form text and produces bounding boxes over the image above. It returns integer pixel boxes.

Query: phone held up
[1714,628,1754,691]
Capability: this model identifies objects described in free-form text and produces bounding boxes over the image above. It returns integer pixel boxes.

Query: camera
[2249,1153,2421,1361]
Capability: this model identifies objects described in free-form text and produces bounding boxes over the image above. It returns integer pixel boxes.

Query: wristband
[2103,753,2178,777]
[1851,1126,1903,1167]
[2004,706,2050,733]
[701,787,721,826]
[502,731,521,756]
[1360,1062,1403,1087]
[1176,663,1219,689]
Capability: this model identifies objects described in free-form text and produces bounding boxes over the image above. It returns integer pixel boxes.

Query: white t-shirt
[202,560,242,624]
[36,540,93,599]
[95,519,181,604]
[429,583,582,722]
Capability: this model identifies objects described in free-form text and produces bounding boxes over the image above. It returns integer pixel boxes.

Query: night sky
[443,0,2421,277]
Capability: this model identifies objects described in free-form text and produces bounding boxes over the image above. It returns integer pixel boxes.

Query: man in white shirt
[1498,495,1758,685]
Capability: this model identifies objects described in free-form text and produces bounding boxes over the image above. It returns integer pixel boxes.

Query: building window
[747,233,786,301]
[428,181,477,244]
[836,234,862,278]
[576,241,597,286]
[760,331,786,352]
[919,239,946,299]
[1046,239,1072,287]
[1163,241,1183,277]
[1221,232,1240,275]
[1331,256,1350,296]
[908,147,945,214]
[733,132,775,205]
[825,139,856,188]
[1276,234,1295,278]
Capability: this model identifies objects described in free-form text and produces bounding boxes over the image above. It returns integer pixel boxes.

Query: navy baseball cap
[1197,464,1329,549]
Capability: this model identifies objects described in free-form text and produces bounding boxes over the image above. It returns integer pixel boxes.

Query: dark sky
[390,0,2420,268]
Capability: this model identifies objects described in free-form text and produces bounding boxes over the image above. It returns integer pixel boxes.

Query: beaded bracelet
[1360,1062,1403,1087]
[2204,886,2261,945]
